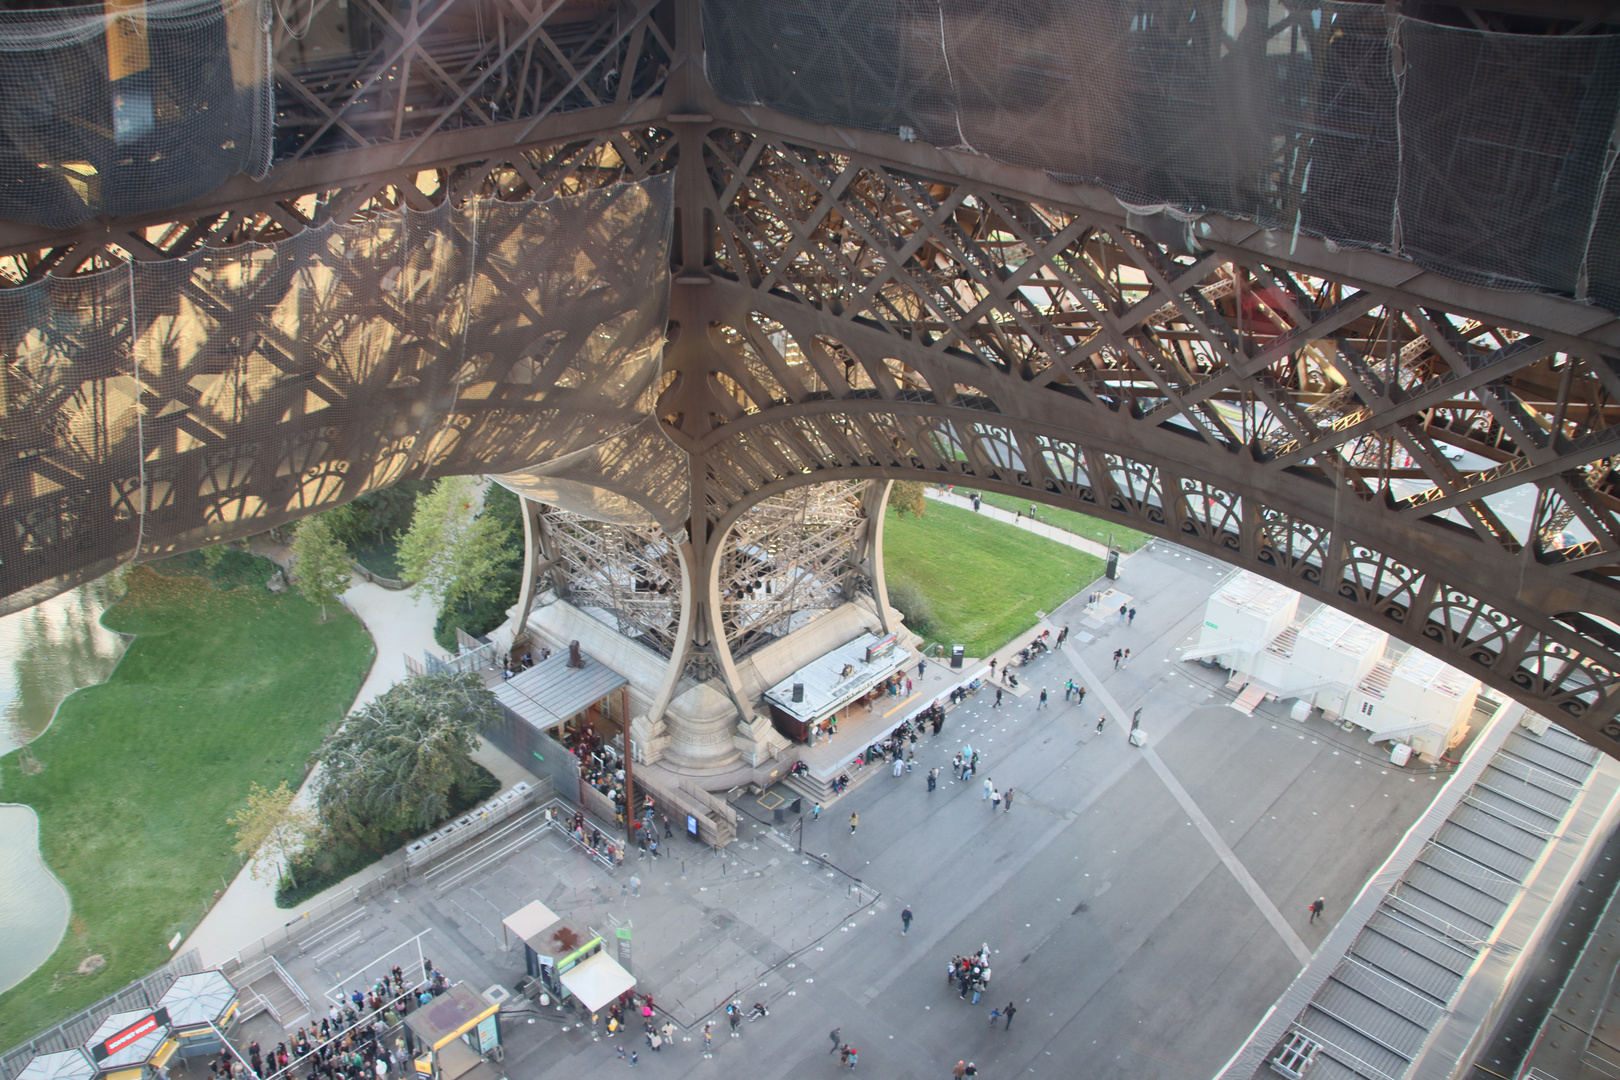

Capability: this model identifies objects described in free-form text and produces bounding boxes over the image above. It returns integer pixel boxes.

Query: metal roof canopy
[156,971,236,1031]
[85,1010,169,1071]
[17,1052,97,1080]
[403,984,498,1052]
[501,900,560,948]
[558,952,635,1013]
[492,648,627,733]
[761,631,913,725]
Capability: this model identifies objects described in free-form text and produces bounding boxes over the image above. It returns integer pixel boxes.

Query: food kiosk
[156,971,239,1058]
[403,984,500,1080]
[85,1009,176,1080]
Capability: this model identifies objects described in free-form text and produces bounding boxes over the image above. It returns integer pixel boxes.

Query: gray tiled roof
[1284,721,1597,1080]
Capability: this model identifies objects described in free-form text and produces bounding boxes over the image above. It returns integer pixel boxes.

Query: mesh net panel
[0,175,673,612]
[1397,21,1620,294]
[0,0,273,229]
[702,0,1620,308]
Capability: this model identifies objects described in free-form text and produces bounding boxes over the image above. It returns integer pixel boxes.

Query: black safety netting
[0,0,273,229]
[702,0,1620,311]
[0,175,673,613]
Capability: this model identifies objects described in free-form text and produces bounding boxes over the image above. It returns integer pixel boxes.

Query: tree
[891,480,927,518]
[398,477,505,610]
[313,671,500,845]
[229,781,318,886]
[291,514,353,621]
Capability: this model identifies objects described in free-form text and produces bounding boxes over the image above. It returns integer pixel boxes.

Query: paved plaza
[211,543,1463,1080]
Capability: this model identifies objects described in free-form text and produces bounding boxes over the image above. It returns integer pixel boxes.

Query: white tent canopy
[501,900,560,948]
[558,952,635,1012]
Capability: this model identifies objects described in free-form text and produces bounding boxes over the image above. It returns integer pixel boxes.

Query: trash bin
[951,644,964,669]
[1106,550,1120,579]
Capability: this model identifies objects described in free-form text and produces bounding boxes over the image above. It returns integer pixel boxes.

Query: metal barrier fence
[0,951,204,1080]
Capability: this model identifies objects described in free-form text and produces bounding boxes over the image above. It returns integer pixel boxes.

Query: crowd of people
[214,964,447,1080]
[948,945,994,1005]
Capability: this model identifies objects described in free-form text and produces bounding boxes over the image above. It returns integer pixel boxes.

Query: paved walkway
[926,488,1119,559]
[181,567,526,966]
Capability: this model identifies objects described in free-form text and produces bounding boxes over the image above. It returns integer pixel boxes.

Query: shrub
[887,577,936,637]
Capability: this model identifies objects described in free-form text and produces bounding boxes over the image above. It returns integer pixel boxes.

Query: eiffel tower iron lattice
[6,0,1620,762]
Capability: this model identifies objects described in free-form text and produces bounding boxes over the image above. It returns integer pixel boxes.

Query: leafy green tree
[323,480,426,549]
[291,514,353,621]
[313,671,500,844]
[228,781,317,886]
[891,480,927,518]
[398,477,504,609]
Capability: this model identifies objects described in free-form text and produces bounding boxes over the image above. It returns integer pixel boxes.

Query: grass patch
[884,499,1104,656]
[275,763,498,909]
[0,557,374,1047]
[950,487,1149,552]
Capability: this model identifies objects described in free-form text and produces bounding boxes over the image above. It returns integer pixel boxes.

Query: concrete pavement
[206,541,1456,1080]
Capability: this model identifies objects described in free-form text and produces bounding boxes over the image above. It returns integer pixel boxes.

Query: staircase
[1230,683,1268,715]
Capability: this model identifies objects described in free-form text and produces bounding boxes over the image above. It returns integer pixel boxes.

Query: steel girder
[655,110,1620,759]
[6,0,1620,761]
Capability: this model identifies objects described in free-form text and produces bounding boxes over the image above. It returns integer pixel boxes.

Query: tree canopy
[291,514,354,621]
[891,480,927,518]
[313,671,500,844]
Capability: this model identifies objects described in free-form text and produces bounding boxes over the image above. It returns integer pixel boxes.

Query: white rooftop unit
[1293,606,1386,691]
[1343,648,1479,762]
[1188,571,1299,673]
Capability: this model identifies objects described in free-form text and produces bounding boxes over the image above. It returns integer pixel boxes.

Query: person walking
[1096,714,1108,733]
[1113,648,1123,670]
[927,767,938,792]
[849,812,859,834]
[1128,606,1137,625]
[901,905,913,935]
[1057,625,1068,646]
[1003,1003,1017,1030]
[953,1063,968,1080]
[1310,897,1325,923]
[988,1007,1001,1028]
[1038,688,1048,710]
[1122,648,1132,668]
[1119,603,1128,624]
[1004,788,1014,812]
[1076,685,1087,707]
[828,1028,841,1054]
[918,659,926,678]
[702,1024,713,1055]
[994,686,1003,707]
[983,777,993,800]
[990,788,1001,811]
[812,802,821,820]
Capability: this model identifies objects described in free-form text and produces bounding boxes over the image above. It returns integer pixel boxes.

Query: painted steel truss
[8,0,1620,763]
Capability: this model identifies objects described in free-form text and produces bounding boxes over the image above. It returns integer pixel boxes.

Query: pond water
[0,575,129,756]
[0,805,72,994]
[0,576,128,993]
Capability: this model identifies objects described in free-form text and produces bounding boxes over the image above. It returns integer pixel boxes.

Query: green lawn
[948,487,1150,552]
[884,499,1104,656]
[0,554,373,1046]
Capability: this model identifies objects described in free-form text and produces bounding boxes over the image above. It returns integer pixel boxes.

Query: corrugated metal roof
[1501,731,1594,781]
[1281,720,1596,1080]
[493,648,627,731]
[761,631,912,723]
[1431,823,1534,881]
